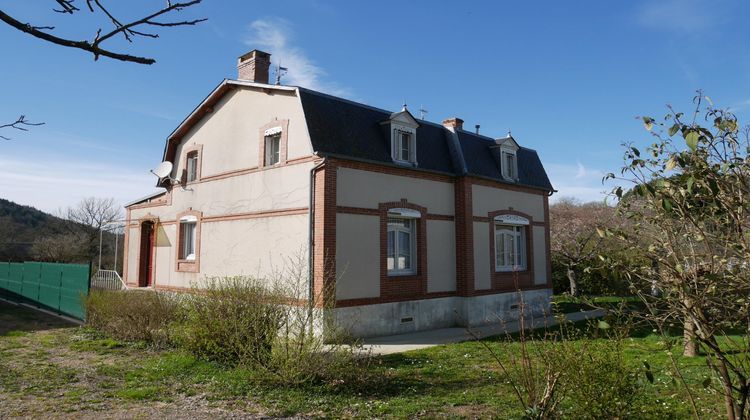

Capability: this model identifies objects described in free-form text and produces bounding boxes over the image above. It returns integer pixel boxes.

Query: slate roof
[298,88,554,192]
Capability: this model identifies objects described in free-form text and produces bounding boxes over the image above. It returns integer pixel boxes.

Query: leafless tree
[550,197,615,296]
[33,197,122,263]
[32,232,88,262]
[0,0,207,65]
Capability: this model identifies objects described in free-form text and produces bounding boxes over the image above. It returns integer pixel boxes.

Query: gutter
[308,156,326,318]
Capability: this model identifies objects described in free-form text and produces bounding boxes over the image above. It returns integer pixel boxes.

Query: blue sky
[2,0,750,212]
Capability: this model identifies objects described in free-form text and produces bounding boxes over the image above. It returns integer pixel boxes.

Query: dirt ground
[0,300,270,419]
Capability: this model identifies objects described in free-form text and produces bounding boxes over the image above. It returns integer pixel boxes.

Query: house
[123,50,555,337]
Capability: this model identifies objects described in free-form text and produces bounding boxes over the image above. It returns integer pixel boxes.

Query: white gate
[91,270,127,291]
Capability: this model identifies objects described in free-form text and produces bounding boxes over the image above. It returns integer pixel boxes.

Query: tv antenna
[419,105,428,120]
[149,161,189,190]
[275,63,288,85]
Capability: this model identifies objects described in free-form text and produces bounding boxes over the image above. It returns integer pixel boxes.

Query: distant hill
[0,198,76,261]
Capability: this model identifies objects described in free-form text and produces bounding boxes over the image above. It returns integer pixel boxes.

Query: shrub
[173,276,286,366]
[84,289,180,346]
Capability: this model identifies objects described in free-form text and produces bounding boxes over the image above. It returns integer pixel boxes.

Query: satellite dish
[151,161,173,179]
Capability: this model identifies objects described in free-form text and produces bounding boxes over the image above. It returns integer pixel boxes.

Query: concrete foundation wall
[333,288,552,338]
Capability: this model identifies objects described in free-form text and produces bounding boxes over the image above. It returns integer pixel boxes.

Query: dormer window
[397,130,413,163]
[502,151,517,180]
[383,106,419,165]
[495,135,520,182]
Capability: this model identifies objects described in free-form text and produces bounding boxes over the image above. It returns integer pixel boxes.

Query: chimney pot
[238,49,271,84]
[442,117,464,131]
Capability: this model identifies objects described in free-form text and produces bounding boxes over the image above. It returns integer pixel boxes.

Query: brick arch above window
[259,119,290,168]
[379,199,428,300]
[487,208,535,291]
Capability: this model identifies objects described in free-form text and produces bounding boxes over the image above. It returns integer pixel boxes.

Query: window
[180,220,196,260]
[186,152,198,182]
[399,132,411,162]
[387,216,416,275]
[393,130,415,164]
[495,223,526,271]
[502,151,517,180]
[264,133,281,166]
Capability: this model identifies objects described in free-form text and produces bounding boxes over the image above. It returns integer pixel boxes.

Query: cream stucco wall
[335,213,380,300]
[172,88,312,178]
[426,220,456,293]
[472,184,545,221]
[473,221,491,290]
[336,168,455,215]
[532,226,547,285]
[124,87,313,288]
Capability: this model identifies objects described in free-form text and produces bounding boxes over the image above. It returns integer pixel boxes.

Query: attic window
[502,151,517,180]
[396,130,414,163]
[384,106,419,166]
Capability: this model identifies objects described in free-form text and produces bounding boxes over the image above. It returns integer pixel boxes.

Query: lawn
[0,300,729,418]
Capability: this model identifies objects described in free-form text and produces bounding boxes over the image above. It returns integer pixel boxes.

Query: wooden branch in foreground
[0,0,206,65]
[0,115,44,140]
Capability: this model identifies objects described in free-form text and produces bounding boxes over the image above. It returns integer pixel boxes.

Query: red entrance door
[138,221,155,287]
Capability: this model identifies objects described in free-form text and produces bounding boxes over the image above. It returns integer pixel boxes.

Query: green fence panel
[21,262,42,302]
[38,263,63,311]
[59,264,89,319]
[0,262,8,291]
[7,263,24,296]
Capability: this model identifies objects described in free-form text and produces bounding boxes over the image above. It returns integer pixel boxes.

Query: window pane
[187,154,198,182]
[265,135,280,165]
[181,222,196,259]
[495,233,504,267]
[400,133,410,161]
[505,233,513,267]
[398,231,411,269]
[387,231,395,270]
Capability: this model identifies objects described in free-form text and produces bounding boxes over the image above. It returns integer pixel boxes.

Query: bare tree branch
[0,115,44,140]
[0,0,206,65]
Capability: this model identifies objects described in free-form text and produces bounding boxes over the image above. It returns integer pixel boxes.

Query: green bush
[84,289,180,347]
[173,276,286,366]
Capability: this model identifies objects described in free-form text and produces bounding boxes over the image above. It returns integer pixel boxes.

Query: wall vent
[400,316,414,323]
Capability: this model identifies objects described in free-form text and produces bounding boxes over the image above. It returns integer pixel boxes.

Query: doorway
[138,221,155,287]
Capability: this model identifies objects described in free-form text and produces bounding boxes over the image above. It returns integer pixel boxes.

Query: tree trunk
[684,320,697,357]
[567,267,578,297]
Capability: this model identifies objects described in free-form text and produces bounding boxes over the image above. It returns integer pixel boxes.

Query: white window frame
[179,216,197,261]
[387,209,419,276]
[186,152,198,182]
[494,215,528,272]
[392,127,417,165]
[264,133,281,166]
[501,150,518,180]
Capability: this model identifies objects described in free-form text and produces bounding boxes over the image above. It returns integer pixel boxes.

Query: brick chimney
[442,117,464,131]
[237,50,271,84]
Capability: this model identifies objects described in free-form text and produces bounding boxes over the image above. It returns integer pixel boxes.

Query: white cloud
[636,0,728,33]
[244,17,352,98]
[0,156,159,214]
